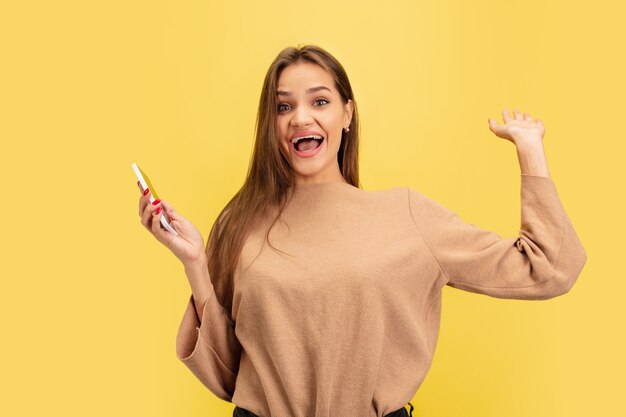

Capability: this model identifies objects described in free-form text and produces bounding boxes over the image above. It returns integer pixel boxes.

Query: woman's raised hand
[137,181,206,267]
[488,109,546,146]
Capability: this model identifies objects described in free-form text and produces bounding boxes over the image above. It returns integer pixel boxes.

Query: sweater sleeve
[175,215,242,401]
[176,214,242,402]
[176,208,242,402]
[407,174,587,300]
[175,288,241,401]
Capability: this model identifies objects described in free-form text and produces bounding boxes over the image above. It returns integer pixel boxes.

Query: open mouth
[291,136,324,153]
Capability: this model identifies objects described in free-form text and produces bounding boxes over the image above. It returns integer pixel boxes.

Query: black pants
[233,402,414,417]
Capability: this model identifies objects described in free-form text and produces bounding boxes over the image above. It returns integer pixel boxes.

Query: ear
[344,99,354,128]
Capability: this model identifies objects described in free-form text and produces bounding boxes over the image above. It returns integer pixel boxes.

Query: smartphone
[132,162,179,235]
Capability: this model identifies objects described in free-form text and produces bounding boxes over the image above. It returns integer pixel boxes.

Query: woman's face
[276,62,353,185]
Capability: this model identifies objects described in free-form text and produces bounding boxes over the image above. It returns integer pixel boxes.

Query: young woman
[136,44,587,417]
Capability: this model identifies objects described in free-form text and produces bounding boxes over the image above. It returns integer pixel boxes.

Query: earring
[344,126,350,133]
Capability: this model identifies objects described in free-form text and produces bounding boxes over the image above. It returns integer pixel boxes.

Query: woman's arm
[409,175,587,299]
[184,256,212,321]
[516,141,550,178]
[175,220,242,402]
[407,109,587,299]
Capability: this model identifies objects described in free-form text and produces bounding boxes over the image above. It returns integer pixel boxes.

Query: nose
[290,104,314,128]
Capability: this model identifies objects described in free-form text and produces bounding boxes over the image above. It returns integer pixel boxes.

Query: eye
[277,98,330,113]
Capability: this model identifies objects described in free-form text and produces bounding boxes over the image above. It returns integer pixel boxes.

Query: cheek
[329,118,342,137]
[329,133,342,152]
[277,122,288,146]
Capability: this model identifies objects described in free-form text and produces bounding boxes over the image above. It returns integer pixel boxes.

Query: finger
[140,200,155,232]
[137,181,149,195]
[524,112,534,122]
[502,109,512,123]
[138,187,151,217]
[513,109,523,121]
[151,205,168,241]
[160,200,182,221]
[488,121,506,136]
[141,198,160,231]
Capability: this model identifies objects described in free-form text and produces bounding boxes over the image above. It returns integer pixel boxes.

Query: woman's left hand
[488,109,546,147]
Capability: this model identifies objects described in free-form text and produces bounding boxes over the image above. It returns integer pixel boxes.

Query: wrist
[184,256,212,295]
[515,138,544,154]
[183,255,208,273]
[515,140,550,178]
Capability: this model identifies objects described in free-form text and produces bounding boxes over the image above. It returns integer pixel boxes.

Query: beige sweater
[175,174,587,417]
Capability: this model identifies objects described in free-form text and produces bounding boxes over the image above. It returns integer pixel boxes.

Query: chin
[295,162,332,176]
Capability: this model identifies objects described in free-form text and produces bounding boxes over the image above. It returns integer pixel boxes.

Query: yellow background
[1,0,623,416]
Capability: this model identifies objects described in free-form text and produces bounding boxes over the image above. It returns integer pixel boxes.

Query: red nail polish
[143,188,150,196]
[152,199,160,205]
[155,207,162,215]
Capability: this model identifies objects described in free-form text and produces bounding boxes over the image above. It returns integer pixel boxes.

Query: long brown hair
[205,44,361,317]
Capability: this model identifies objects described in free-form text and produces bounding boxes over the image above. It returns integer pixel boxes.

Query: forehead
[276,62,335,93]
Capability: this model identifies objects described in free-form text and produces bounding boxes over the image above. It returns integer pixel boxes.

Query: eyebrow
[276,85,331,97]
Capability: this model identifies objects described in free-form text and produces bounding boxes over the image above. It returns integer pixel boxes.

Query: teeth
[291,135,323,145]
